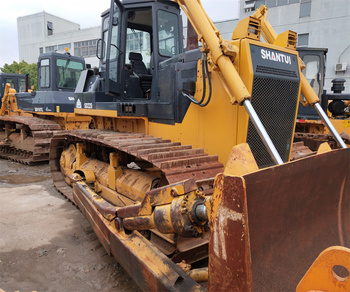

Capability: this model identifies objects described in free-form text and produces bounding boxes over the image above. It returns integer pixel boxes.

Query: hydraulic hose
[182,53,212,107]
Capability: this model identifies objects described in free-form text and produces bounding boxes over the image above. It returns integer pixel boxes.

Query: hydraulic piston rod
[244,99,284,165]
[314,103,347,149]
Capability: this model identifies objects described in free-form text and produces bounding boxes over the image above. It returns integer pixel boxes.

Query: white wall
[17,11,100,67]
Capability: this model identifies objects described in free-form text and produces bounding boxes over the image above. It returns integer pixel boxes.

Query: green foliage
[1,60,38,91]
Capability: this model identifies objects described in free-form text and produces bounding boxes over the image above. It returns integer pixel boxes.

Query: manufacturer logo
[261,49,291,65]
[34,107,43,112]
[76,99,82,108]
[68,96,74,101]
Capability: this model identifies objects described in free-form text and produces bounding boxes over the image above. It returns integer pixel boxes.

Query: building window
[300,0,311,17]
[298,33,309,46]
[125,29,151,68]
[57,43,72,51]
[47,21,53,36]
[39,47,43,55]
[45,45,57,52]
[74,39,98,57]
[289,0,300,4]
[244,1,256,12]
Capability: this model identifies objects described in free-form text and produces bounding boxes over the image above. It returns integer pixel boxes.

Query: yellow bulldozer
[0,51,91,164]
[295,47,350,152]
[48,1,350,291]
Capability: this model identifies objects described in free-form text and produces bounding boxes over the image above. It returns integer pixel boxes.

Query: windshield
[56,58,84,89]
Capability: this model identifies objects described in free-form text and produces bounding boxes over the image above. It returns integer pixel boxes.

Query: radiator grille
[256,65,298,78]
[247,77,299,168]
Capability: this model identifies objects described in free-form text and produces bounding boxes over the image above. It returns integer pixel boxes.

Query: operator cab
[80,0,197,124]
[16,52,86,113]
[103,1,182,100]
[0,73,30,97]
[38,51,85,92]
[105,0,181,99]
[297,48,328,119]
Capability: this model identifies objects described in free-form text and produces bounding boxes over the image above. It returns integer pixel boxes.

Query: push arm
[175,0,250,105]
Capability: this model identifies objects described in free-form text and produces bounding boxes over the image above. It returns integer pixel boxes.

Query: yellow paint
[317,142,332,155]
[95,182,134,207]
[324,119,350,139]
[274,30,297,50]
[107,153,122,190]
[0,83,22,116]
[251,5,320,108]
[224,143,259,176]
[175,0,251,105]
[343,120,350,128]
[75,108,118,118]
[149,37,300,166]
[76,143,88,169]
[297,246,350,292]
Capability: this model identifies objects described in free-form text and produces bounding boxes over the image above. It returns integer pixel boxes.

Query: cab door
[106,0,124,95]
[297,48,327,119]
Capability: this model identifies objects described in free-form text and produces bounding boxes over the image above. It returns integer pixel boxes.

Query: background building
[18,0,350,92]
[17,11,101,67]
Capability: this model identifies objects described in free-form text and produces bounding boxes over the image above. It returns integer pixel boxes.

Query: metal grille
[247,77,299,168]
[256,65,298,78]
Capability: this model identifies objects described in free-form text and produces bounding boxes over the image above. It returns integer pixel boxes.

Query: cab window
[157,10,179,57]
[40,59,50,88]
[56,59,84,89]
[302,54,321,96]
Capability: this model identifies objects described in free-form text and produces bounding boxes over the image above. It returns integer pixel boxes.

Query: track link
[50,129,224,203]
[0,116,61,164]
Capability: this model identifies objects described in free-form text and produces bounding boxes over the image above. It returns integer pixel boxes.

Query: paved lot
[0,159,138,292]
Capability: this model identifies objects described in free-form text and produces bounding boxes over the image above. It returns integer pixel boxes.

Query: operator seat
[64,78,75,88]
[129,52,152,95]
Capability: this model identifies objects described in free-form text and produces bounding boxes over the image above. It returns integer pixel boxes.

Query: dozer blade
[209,147,350,291]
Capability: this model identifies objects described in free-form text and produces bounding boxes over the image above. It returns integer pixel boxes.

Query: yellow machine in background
[49,1,350,291]
[0,51,91,164]
[295,47,350,151]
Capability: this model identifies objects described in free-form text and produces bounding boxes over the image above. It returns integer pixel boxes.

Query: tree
[1,61,38,91]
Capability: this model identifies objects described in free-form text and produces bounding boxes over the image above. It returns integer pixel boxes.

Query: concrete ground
[0,159,138,292]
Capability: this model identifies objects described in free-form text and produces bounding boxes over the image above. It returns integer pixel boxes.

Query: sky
[0,0,239,68]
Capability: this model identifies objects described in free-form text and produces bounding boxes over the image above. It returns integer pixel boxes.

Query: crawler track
[49,129,224,203]
[0,116,61,164]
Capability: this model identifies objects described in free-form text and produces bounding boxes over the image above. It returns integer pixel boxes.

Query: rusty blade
[243,147,350,291]
[73,181,205,292]
[208,148,350,291]
[208,174,253,292]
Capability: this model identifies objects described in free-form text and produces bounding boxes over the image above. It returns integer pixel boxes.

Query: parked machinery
[0,72,30,97]
[0,51,91,164]
[49,1,350,291]
[295,47,350,151]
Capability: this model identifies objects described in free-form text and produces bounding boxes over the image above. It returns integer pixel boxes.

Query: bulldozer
[0,50,91,164]
[0,72,31,97]
[295,47,350,152]
[49,1,350,291]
